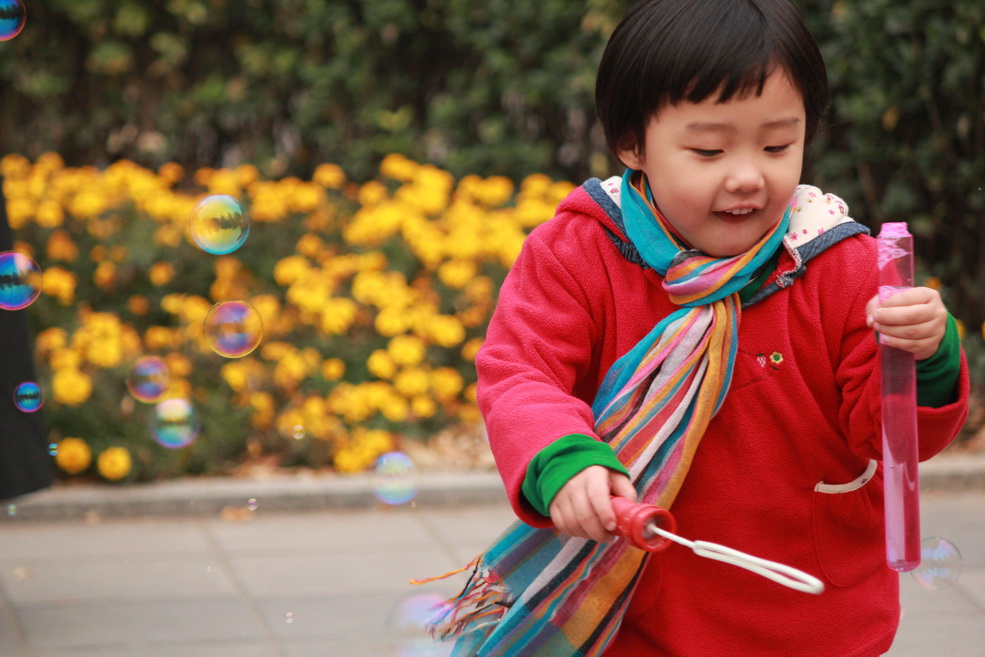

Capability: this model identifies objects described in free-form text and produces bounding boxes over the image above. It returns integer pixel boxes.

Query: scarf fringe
[412,556,512,642]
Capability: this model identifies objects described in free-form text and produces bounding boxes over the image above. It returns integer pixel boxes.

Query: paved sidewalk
[0,458,982,656]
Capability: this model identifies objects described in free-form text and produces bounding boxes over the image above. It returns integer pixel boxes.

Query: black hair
[595,0,830,155]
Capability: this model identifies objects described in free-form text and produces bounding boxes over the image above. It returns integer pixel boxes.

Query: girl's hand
[549,465,637,543]
[866,286,948,361]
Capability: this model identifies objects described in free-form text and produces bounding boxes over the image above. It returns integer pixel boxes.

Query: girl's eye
[691,149,723,158]
[765,144,792,154]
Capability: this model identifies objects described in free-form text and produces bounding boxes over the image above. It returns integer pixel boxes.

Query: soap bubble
[189,195,249,254]
[0,251,42,310]
[911,536,961,590]
[0,0,26,42]
[373,451,419,506]
[126,356,170,403]
[203,300,263,358]
[46,442,57,456]
[386,592,454,657]
[151,398,200,449]
[13,381,43,412]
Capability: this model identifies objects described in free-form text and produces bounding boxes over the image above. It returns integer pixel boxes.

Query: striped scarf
[428,169,793,657]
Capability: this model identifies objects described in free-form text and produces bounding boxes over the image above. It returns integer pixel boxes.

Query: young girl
[431,1,969,655]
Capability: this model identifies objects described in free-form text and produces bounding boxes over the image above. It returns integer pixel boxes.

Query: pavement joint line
[199,518,290,657]
[0,454,981,522]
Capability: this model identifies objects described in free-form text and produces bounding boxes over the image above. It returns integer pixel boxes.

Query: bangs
[596,0,829,153]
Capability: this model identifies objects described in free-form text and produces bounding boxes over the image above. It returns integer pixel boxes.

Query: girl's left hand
[865,286,948,361]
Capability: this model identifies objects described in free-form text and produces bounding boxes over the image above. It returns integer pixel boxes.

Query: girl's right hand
[548,465,637,543]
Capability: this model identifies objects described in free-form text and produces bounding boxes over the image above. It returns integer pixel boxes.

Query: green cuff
[521,434,629,516]
[916,313,961,408]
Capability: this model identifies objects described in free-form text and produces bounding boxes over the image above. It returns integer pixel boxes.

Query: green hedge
[2,0,984,365]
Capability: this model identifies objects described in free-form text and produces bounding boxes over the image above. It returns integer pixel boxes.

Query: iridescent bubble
[373,451,419,506]
[46,442,57,456]
[189,195,249,255]
[386,592,454,657]
[13,381,43,412]
[0,251,42,311]
[911,536,961,590]
[126,356,170,403]
[151,398,200,449]
[247,498,259,511]
[292,425,305,440]
[203,300,263,358]
[0,0,26,42]
[6,504,16,517]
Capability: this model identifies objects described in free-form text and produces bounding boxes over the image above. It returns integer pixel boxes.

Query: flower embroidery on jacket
[757,351,784,371]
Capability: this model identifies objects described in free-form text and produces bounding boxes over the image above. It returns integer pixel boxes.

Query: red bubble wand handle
[877,222,921,572]
[610,497,825,594]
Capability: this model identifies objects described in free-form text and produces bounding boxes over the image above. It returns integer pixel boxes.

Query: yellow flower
[461,337,484,362]
[430,367,464,401]
[367,349,397,379]
[145,326,177,351]
[93,261,117,290]
[394,368,430,397]
[357,180,389,207]
[472,176,514,207]
[46,230,78,261]
[164,353,192,377]
[424,315,466,348]
[149,262,176,286]
[97,447,132,481]
[296,233,326,259]
[319,297,358,335]
[41,266,77,305]
[388,334,426,366]
[234,164,260,187]
[380,395,409,422]
[321,358,345,380]
[55,437,92,475]
[273,352,309,390]
[249,392,275,429]
[34,200,65,228]
[273,255,311,286]
[380,154,419,182]
[411,395,437,418]
[36,327,67,355]
[128,295,151,315]
[313,163,346,189]
[260,341,295,362]
[438,259,478,289]
[49,347,82,370]
[0,153,31,179]
[154,224,182,247]
[51,368,93,406]
[158,162,184,185]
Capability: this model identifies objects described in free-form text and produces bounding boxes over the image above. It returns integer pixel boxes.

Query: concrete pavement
[0,457,982,656]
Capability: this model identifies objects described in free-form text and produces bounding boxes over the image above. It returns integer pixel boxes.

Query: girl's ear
[615,133,644,170]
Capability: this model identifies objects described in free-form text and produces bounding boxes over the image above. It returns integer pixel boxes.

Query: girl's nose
[724,160,765,194]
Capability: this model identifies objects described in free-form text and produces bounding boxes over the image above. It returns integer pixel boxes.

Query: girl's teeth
[725,208,754,215]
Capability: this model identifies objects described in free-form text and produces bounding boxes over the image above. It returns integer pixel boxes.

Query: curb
[1,455,981,523]
[1,470,508,522]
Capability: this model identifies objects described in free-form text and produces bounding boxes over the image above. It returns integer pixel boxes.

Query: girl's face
[617,71,806,257]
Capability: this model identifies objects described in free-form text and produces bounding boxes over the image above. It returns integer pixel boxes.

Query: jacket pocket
[811,459,884,588]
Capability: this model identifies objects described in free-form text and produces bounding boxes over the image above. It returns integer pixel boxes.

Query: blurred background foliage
[1,0,984,479]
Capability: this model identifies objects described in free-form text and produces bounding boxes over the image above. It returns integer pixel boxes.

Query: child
[431,1,969,655]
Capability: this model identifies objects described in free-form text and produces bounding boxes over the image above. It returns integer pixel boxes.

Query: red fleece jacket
[475,180,970,657]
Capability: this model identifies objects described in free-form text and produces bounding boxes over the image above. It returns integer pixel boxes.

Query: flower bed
[1,153,574,482]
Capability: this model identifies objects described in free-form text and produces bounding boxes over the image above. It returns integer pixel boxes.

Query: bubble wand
[610,497,824,594]
[877,222,921,571]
